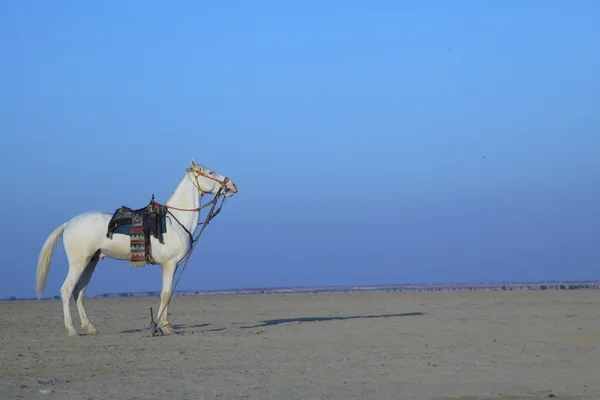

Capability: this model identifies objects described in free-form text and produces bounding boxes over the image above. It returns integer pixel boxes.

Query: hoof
[67,329,79,337]
[87,326,99,336]
[161,323,175,335]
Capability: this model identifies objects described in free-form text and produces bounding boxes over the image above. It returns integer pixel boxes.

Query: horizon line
[4,279,600,301]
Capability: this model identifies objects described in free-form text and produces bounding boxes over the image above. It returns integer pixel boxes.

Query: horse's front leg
[157,260,177,335]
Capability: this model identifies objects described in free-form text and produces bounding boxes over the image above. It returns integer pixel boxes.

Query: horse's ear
[190,158,196,168]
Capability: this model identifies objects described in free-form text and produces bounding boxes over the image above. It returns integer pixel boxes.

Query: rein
[154,196,221,244]
[149,171,229,336]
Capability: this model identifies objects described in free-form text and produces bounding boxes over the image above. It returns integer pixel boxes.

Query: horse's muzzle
[224,180,238,196]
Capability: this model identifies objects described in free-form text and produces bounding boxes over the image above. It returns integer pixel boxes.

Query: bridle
[187,167,230,196]
[182,167,230,240]
[153,167,230,213]
[166,167,230,241]
[152,167,230,240]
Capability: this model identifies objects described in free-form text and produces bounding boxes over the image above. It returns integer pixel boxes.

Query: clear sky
[1,1,599,299]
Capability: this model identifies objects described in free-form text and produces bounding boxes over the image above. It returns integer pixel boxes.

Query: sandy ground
[1,290,599,400]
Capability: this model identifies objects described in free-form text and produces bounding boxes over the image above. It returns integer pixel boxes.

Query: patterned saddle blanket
[106,197,168,267]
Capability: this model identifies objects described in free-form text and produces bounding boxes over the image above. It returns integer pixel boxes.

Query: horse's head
[187,158,238,197]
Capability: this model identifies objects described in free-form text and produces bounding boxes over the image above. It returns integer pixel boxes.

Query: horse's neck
[165,173,201,236]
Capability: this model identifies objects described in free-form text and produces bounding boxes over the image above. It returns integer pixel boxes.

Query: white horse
[36,159,238,337]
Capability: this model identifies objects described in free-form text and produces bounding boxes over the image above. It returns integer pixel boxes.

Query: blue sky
[1,1,599,298]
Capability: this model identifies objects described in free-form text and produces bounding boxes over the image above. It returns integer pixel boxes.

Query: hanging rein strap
[150,190,225,336]
[149,175,229,336]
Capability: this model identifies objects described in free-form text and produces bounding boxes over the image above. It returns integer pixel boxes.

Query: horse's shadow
[241,312,426,329]
[121,323,210,334]
[121,312,426,333]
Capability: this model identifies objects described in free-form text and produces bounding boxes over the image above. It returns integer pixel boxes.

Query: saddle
[106,196,168,267]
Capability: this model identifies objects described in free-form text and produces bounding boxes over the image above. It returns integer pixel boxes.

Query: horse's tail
[36,223,67,299]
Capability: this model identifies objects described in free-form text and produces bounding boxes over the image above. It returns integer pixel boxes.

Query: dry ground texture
[1,290,599,400]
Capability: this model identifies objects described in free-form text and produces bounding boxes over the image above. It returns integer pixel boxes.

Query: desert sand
[1,290,599,400]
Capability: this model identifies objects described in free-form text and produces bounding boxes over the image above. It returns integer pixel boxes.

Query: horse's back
[62,210,133,260]
[66,211,112,229]
[63,211,112,244]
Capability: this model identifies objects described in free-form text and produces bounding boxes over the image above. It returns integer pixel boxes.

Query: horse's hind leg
[60,254,94,337]
[73,252,100,335]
